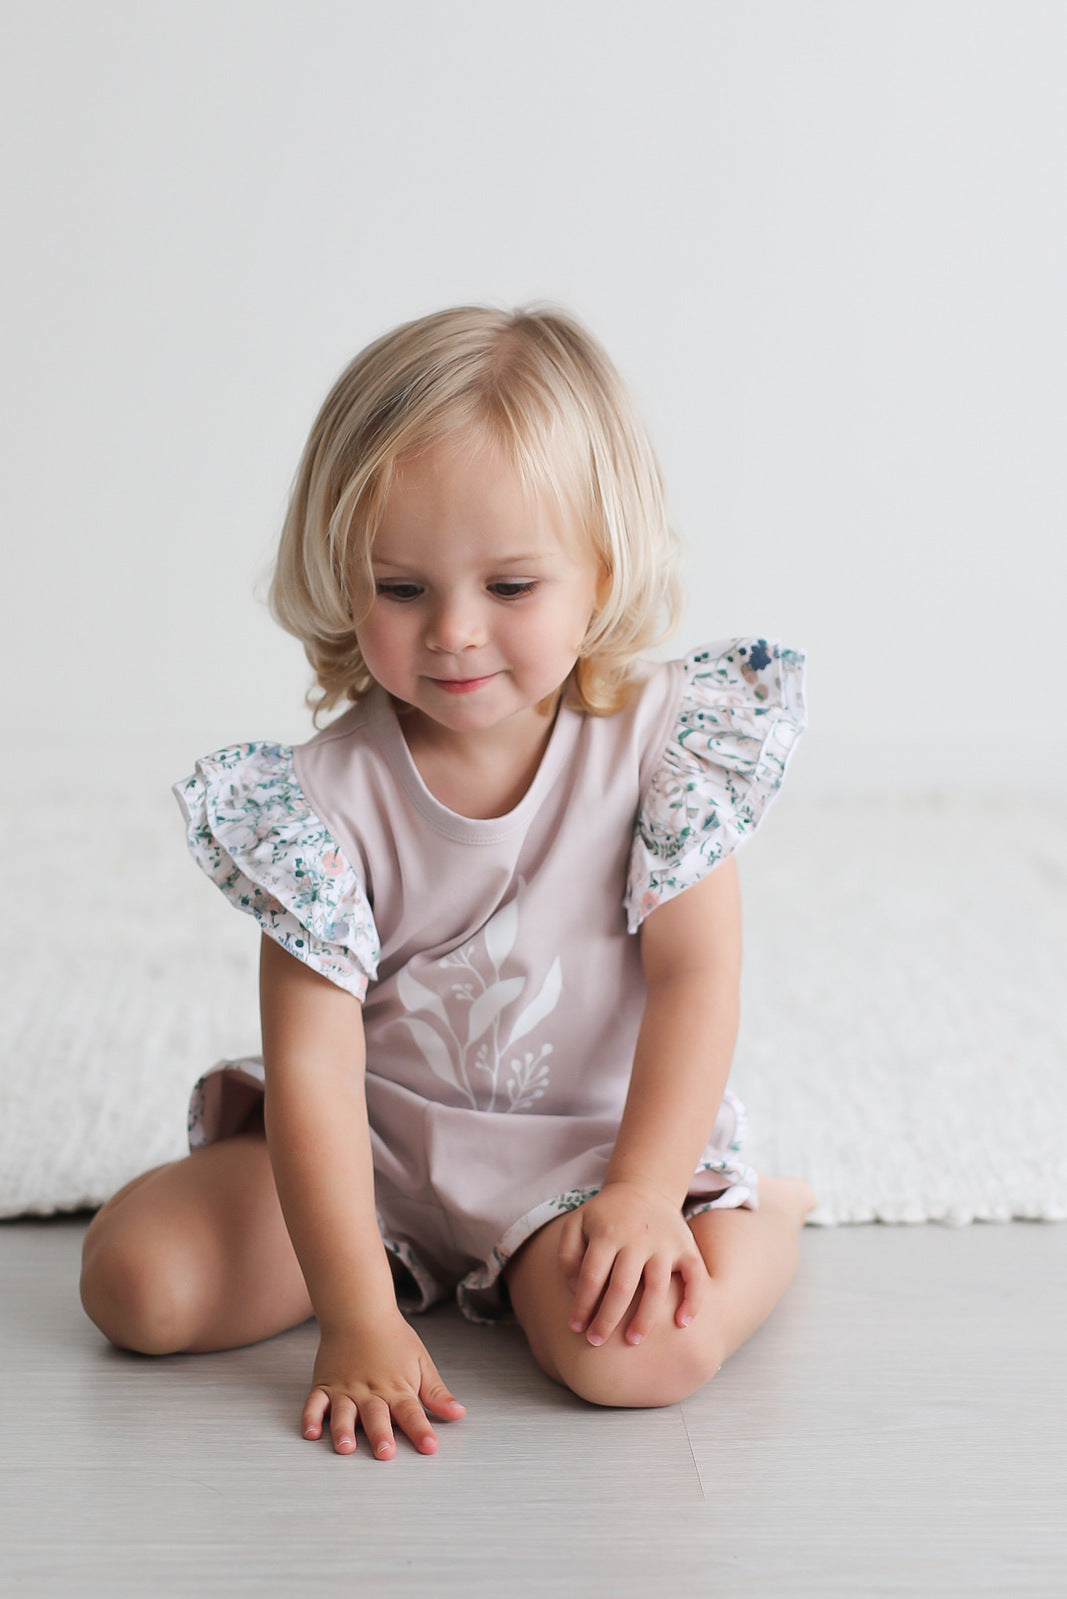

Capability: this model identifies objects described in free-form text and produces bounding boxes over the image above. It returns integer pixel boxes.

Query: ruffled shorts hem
[455,1157,758,1324]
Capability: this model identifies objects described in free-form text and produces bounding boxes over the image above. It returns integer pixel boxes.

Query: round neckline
[372,688,579,843]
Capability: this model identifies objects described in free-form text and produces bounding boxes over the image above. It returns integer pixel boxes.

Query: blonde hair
[270,305,682,720]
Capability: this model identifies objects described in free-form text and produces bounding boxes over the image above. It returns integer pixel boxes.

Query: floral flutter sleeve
[174,742,380,1000]
[625,639,807,931]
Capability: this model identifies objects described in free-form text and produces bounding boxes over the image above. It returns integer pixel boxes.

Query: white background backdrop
[3,0,1065,795]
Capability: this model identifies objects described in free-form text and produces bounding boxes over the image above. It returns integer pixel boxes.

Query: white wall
[4,1,1065,794]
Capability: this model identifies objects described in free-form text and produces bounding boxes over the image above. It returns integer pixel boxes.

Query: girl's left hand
[557,1181,708,1347]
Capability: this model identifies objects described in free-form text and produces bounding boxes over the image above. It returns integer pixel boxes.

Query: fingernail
[376,1441,392,1456]
[626,1330,643,1345]
[679,1312,693,1327]
[587,1332,603,1347]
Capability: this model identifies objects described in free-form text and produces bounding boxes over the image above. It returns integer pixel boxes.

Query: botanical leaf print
[391,881,561,1112]
[483,896,519,967]
[396,963,452,1033]
[467,977,525,1046]
[399,1016,467,1094]
[507,956,563,1048]
[504,1044,552,1110]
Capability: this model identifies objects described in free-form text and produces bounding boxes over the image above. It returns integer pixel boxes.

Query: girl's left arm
[559,855,742,1347]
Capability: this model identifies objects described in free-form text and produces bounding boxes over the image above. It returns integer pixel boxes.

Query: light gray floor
[2,1216,1064,1597]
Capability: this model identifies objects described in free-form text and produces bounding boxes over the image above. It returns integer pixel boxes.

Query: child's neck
[398,700,560,820]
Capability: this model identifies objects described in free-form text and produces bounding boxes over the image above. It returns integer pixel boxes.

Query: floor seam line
[680,1404,706,1502]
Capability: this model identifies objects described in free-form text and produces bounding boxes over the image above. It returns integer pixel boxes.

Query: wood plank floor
[2,1216,1063,1596]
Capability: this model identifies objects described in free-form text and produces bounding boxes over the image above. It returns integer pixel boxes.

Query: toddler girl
[81,306,814,1459]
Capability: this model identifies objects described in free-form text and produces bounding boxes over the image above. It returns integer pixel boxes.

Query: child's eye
[489,581,537,600]
[375,582,422,602]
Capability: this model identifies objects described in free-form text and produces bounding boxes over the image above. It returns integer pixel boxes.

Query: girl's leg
[80,1128,313,1355]
[505,1175,815,1408]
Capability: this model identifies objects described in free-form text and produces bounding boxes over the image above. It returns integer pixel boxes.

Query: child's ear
[594,561,612,610]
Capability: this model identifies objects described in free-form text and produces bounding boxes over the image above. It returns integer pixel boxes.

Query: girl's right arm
[258,935,465,1457]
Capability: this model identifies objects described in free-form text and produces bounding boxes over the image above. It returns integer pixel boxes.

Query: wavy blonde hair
[270,305,682,720]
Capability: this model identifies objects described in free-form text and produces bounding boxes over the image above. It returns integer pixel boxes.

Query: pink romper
[175,639,805,1319]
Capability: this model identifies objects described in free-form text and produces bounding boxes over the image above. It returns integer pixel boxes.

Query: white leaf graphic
[466,976,525,1046]
[483,898,519,969]
[506,957,562,1048]
[396,964,452,1031]
[399,1017,463,1092]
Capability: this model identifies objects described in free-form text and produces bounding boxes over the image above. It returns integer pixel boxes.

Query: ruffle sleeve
[173,742,380,1000]
[625,640,806,931]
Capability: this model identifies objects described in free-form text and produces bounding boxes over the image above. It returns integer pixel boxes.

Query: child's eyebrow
[370,552,549,570]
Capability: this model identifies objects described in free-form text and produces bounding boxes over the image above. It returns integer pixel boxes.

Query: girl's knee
[80,1223,202,1356]
[530,1308,724,1410]
[549,1327,722,1409]
[508,1220,725,1409]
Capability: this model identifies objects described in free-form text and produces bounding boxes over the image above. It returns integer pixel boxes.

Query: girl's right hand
[302,1309,466,1458]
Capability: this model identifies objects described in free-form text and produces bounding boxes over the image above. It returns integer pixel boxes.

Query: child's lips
[429,673,498,695]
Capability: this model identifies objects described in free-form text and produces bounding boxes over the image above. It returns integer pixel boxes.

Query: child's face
[354,436,601,745]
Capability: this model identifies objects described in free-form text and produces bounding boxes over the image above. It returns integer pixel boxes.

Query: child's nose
[425,594,487,653]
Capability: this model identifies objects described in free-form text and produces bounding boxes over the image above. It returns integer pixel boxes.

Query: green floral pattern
[174,742,379,1001]
[626,639,806,930]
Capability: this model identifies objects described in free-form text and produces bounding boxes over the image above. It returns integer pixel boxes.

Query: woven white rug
[3,779,1065,1224]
